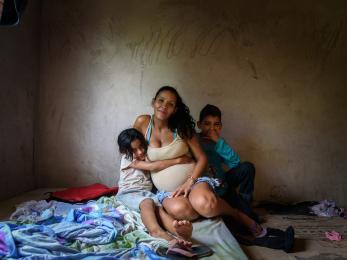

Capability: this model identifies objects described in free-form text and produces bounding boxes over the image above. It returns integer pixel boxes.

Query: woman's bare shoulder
[133,115,150,132]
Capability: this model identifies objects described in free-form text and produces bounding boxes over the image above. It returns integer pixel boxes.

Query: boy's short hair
[199,104,222,122]
[117,128,148,160]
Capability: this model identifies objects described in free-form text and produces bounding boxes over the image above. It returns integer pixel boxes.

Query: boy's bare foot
[173,220,193,246]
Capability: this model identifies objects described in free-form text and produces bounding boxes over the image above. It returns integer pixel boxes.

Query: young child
[116,128,193,249]
[197,104,258,221]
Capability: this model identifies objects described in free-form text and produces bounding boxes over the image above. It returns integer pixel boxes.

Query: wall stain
[246,59,258,79]
[57,112,65,134]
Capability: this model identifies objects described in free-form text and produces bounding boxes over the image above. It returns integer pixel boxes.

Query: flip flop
[165,240,214,259]
[191,244,214,258]
[166,240,196,258]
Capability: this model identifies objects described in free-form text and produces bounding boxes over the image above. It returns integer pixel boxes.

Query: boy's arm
[215,138,240,169]
[130,156,192,172]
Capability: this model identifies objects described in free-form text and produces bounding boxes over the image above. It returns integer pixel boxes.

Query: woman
[133,86,264,236]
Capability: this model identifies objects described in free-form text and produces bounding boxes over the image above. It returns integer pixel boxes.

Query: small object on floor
[237,226,295,253]
[166,239,195,258]
[310,200,345,218]
[165,240,213,259]
[325,231,342,241]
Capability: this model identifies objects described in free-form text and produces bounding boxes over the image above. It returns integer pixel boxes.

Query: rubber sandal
[166,240,196,258]
[191,244,214,258]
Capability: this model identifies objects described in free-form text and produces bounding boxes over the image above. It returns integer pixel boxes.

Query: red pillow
[48,183,118,203]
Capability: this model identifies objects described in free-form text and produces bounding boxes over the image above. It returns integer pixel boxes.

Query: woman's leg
[188,182,262,235]
[162,196,200,221]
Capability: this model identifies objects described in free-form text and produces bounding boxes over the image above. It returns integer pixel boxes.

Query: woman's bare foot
[173,220,193,246]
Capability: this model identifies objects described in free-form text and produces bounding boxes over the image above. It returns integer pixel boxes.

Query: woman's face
[152,90,177,121]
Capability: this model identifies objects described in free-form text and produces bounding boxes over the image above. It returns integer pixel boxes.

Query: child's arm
[130,155,193,172]
[203,128,240,169]
[215,138,240,169]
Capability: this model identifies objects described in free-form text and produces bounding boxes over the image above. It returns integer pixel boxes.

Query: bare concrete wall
[38,0,347,206]
[0,1,39,200]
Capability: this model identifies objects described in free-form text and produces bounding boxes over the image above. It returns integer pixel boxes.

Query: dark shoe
[237,226,295,253]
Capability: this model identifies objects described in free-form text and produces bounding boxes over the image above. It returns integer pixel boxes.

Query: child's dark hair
[199,104,222,122]
[153,86,195,140]
[117,128,148,160]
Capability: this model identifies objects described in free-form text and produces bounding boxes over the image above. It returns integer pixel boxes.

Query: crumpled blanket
[1,196,168,259]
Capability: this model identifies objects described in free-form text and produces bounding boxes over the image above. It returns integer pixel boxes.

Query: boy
[197,104,258,222]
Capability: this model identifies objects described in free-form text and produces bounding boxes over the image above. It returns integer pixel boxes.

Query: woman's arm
[185,134,208,179]
[130,155,193,172]
[172,134,208,197]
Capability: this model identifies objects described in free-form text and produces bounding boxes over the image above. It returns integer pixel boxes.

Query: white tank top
[145,115,195,192]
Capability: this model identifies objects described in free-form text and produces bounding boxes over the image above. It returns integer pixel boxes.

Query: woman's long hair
[153,86,195,140]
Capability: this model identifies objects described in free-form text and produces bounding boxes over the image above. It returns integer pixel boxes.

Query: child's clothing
[156,177,220,203]
[198,135,241,196]
[198,134,258,222]
[116,155,159,211]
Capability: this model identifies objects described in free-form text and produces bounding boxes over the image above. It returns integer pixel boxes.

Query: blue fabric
[50,218,117,245]
[1,222,168,260]
[0,223,18,258]
[0,200,169,259]
[146,115,153,143]
[156,177,220,203]
[215,138,240,169]
[12,224,79,256]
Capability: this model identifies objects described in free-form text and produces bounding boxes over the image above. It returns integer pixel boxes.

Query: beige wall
[0,1,39,200]
[37,0,347,205]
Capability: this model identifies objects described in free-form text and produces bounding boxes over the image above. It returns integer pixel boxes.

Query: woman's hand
[172,178,195,198]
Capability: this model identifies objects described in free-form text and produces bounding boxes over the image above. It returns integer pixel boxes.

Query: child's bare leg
[189,182,263,236]
[140,198,173,241]
[157,206,192,243]
[140,198,192,246]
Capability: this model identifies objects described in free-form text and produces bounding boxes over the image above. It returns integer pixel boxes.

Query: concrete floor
[1,189,346,260]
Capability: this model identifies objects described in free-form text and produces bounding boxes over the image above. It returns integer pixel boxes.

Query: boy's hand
[176,155,194,164]
[205,129,221,142]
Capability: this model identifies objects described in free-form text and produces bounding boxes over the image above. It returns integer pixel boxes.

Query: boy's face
[131,139,146,161]
[198,115,222,139]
